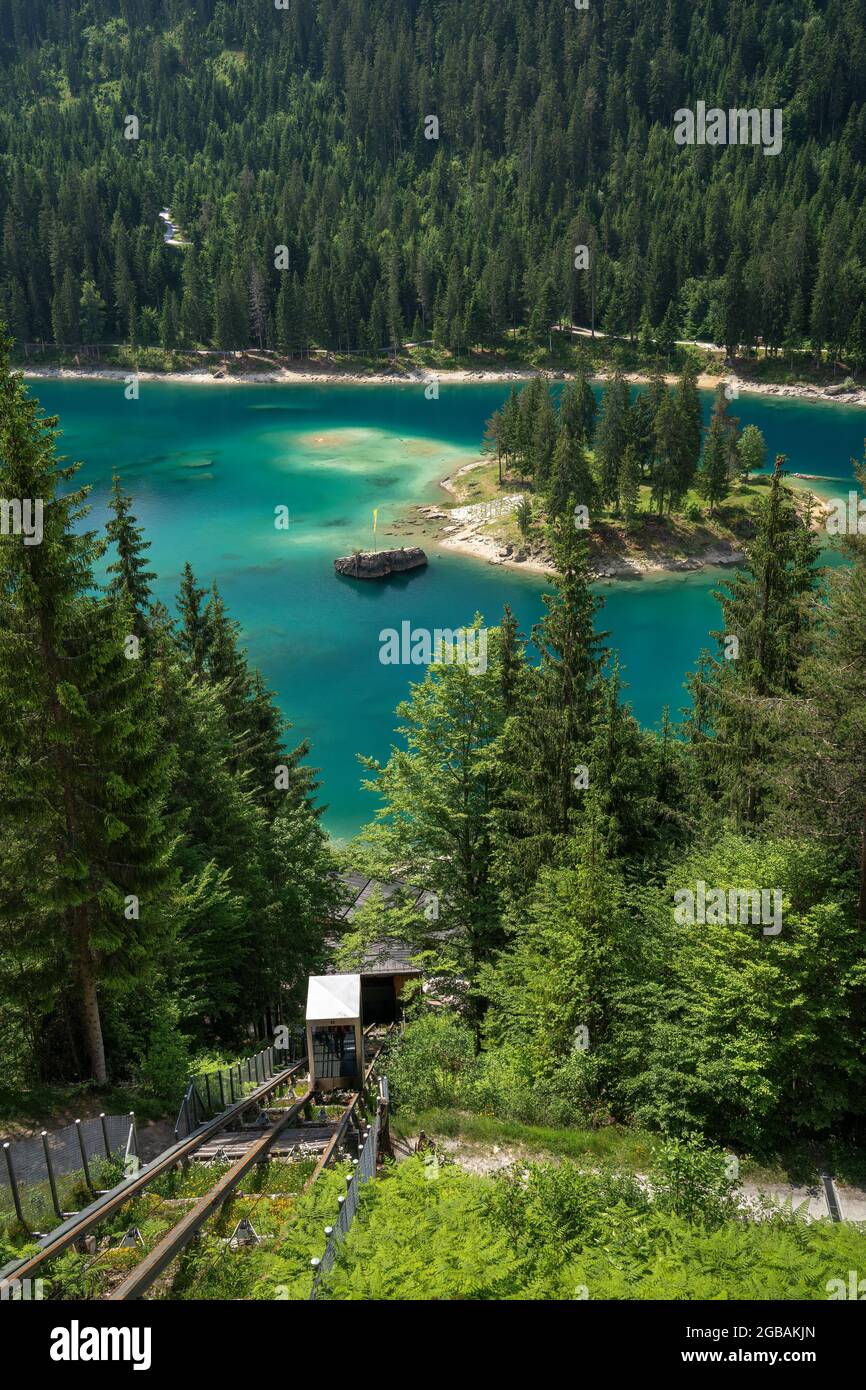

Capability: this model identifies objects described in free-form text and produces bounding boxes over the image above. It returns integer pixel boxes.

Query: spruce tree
[767,454,866,924]
[595,371,631,509]
[106,473,156,632]
[559,359,597,444]
[650,387,677,515]
[671,363,703,503]
[531,386,559,491]
[618,444,642,525]
[698,454,821,826]
[547,424,596,522]
[176,562,209,675]
[699,394,734,516]
[499,604,523,714]
[494,525,607,897]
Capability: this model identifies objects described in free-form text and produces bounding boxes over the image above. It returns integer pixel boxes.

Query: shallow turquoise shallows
[30,377,865,839]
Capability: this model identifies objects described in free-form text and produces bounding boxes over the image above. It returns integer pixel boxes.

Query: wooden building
[332,872,427,1023]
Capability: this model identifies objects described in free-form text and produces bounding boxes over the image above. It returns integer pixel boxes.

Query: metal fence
[1,1114,136,1234]
[174,1031,307,1142]
[309,1080,387,1300]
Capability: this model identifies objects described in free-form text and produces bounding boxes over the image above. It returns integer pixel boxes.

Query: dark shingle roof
[328,872,428,977]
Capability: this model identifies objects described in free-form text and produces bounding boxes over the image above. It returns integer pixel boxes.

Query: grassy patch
[394,1108,656,1168]
[394,1108,866,1190]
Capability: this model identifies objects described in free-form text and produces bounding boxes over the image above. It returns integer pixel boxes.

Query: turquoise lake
[29,377,866,840]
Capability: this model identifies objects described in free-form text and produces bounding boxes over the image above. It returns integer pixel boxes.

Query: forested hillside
[355,436,866,1157]
[2,0,866,359]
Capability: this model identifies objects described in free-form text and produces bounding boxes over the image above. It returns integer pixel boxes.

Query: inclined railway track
[1,1026,391,1302]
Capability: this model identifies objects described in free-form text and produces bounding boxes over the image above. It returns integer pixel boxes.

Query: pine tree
[106,473,156,632]
[618,443,641,525]
[559,359,597,444]
[595,371,631,509]
[698,454,821,826]
[176,562,209,675]
[548,424,596,522]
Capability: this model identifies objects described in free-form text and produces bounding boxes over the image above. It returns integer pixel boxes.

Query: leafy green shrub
[470,1045,603,1128]
[648,1131,739,1227]
[137,1003,192,1102]
[486,1158,648,1267]
[389,1014,610,1130]
[387,1012,479,1112]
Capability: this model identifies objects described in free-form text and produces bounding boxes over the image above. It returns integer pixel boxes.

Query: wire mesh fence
[174,1030,307,1141]
[1,1114,135,1235]
[309,1107,381,1299]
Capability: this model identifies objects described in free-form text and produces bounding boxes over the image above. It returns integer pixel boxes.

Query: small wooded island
[334,547,428,580]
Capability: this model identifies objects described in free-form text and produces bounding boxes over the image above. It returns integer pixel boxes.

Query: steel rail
[112,1030,393,1296]
[304,1028,391,1189]
[107,1088,314,1301]
[0,1058,306,1290]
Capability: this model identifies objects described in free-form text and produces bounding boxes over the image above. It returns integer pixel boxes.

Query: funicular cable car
[305,974,364,1091]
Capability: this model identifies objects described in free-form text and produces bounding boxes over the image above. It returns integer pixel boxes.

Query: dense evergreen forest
[3,0,866,360]
[0,341,337,1093]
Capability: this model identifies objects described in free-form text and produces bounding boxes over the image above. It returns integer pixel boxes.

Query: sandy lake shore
[20,359,866,407]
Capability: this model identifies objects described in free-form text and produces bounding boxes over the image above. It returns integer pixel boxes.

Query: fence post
[124,1118,138,1176]
[74,1120,94,1193]
[205,1073,213,1114]
[3,1142,25,1226]
[377,1077,392,1158]
[218,1071,226,1109]
[41,1132,63,1220]
[183,1095,192,1138]
[99,1113,112,1159]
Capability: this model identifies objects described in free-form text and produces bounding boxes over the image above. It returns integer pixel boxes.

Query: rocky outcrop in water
[334,546,428,580]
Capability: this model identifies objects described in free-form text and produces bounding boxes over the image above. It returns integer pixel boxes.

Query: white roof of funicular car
[306,973,361,1022]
